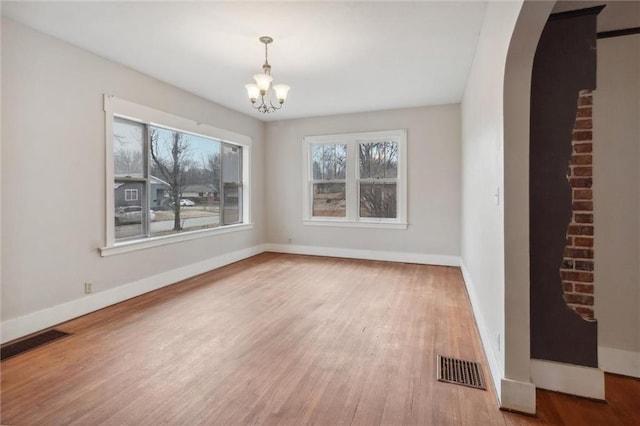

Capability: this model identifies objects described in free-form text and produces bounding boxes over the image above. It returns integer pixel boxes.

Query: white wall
[461,0,517,404]
[593,33,640,377]
[1,18,266,340]
[503,0,556,407]
[462,0,554,414]
[264,105,461,261]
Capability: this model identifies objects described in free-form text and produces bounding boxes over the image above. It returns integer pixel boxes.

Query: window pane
[359,141,398,179]
[114,182,147,240]
[113,118,144,178]
[149,127,222,236]
[222,144,242,225]
[313,183,346,217]
[223,183,241,224]
[223,144,241,183]
[312,144,346,180]
[360,182,397,218]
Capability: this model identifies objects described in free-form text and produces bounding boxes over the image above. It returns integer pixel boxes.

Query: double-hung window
[303,129,407,228]
[103,96,251,255]
[310,144,347,217]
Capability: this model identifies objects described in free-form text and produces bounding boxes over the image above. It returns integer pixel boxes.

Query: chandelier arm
[252,96,274,114]
[268,99,284,111]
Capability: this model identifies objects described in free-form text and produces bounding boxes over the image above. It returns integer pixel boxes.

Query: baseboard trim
[264,243,460,267]
[599,346,640,378]
[459,262,506,406]
[530,358,605,400]
[2,244,459,343]
[1,244,268,344]
[460,261,536,414]
[500,377,537,414]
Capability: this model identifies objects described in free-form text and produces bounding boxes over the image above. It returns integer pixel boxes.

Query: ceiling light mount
[245,36,290,114]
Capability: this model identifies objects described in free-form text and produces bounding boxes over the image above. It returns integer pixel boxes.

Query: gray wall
[1,18,266,322]
[264,105,461,257]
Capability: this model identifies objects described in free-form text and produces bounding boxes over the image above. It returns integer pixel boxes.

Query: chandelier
[245,36,290,114]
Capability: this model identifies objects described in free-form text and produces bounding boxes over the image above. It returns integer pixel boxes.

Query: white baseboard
[530,358,605,400]
[599,346,640,378]
[1,244,268,344]
[459,262,511,409]
[1,244,458,343]
[500,377,537,415]
[264,243,460,267]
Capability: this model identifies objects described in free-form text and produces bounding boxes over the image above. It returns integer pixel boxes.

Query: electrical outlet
[84,282,92,294]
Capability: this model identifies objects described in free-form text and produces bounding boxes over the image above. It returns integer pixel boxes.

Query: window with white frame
[303,130,407,228]
[103,96,251,255]
[124,188,138,201]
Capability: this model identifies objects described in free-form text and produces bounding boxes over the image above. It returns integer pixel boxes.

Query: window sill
[100,223,253,257]
[303,220,407,230]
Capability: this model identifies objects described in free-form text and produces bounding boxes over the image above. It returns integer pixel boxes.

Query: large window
[303,130,407,228]
[103,96,251,255]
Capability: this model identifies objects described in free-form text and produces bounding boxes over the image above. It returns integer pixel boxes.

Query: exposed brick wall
[562,90,595,321]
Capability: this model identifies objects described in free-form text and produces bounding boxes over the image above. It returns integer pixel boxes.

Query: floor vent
[1,329,70,361]
[437,355,486,390]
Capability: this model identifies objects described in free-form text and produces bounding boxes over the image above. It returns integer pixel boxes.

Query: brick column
[562,90,595,320]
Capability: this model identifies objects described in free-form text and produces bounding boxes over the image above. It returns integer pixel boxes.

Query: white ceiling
[1,1,488,121]
[5,2,635,122]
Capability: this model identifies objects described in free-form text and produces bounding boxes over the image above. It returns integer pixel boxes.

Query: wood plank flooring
[1,253,638,425]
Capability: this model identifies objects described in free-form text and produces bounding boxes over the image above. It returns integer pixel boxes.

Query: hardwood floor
[1,253,638,425]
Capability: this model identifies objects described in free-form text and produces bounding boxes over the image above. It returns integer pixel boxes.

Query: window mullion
[144,124,151,237]
[238,146,243,224]
[346,141,358,222]
[220,142,226,226]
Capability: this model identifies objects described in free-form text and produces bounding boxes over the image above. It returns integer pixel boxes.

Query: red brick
[573,306,595,319]
[574,213,593,223]
[562,282,574,292]
[564,247,594,259]
[572,131,592,141]
[568,225,593,236]
[564,293,594,305]
[574,237,594,247]
[572,201,593,211]
[577,94,593,106]
[566,237,573,246]
[575,260,594,271]
[573,143,592,153]
[570,154,592,165]
[561,271,594,282]
[562,259,574,269]
[574,190,592,200]
[569,177,592,188]
[574,119,592,130]
[573,167,592,177]
[575,283,594,294]
[576,107,592,118]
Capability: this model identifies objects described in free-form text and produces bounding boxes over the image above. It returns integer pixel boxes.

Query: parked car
[179,199,195,206]
[115,206,155,225]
